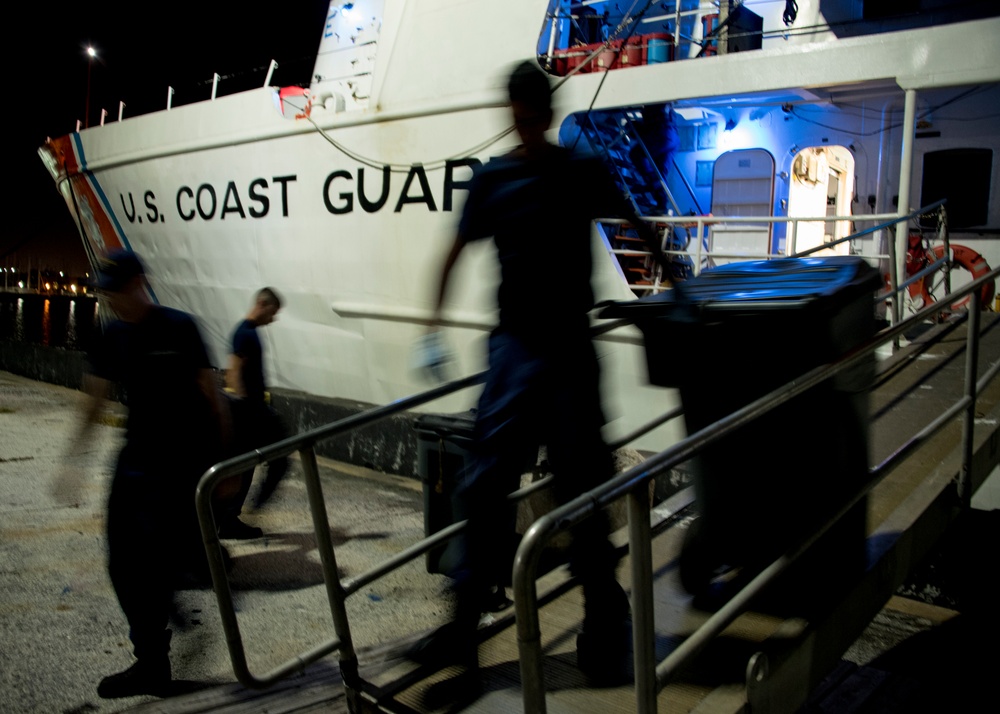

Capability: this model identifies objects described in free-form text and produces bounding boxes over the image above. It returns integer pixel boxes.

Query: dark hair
[508,60,551,113]
[256,287,282,309]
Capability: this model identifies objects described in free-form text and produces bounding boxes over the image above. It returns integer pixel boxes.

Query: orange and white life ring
[910,243,996,310]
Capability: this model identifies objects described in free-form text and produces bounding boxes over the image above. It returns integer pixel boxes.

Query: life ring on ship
[908,241,996,310]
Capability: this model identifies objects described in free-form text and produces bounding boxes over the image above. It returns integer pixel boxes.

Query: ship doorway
[787,145,855,256]
[709,149,775,266]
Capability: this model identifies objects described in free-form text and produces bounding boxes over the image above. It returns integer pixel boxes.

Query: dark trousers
[223,399,290,517]
[107,448,208,660]
[449,329,628,638]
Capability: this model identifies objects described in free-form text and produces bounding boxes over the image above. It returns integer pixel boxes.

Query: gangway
[169,270,998,714]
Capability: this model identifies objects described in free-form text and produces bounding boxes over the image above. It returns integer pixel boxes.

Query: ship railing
[513,265,998,713]
[193,356,683,699]
[194,372,478,695]
[601,199,953,326]
[193,268,996,710]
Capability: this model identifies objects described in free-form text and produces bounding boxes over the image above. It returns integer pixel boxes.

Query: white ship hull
[39,1,1000,452]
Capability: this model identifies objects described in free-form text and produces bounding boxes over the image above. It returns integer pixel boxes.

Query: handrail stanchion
[958,290,982,508]
[886,223,901,350]
[196,467,255,683]
[514,517,556,714]
[892,89,918,341]
[299,445,360,687]
[628,485,657,713]
[695,219,705,276]
[939,206,951,299]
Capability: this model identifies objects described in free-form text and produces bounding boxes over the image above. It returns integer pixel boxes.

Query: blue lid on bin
[600,257,881,318]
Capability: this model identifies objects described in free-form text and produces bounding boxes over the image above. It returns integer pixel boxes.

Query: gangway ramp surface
[126,314,999,714]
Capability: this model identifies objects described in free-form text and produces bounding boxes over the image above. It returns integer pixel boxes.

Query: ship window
[919,148,992,229]
[696,161,714,187]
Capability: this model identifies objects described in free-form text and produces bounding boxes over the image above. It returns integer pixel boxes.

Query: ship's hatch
[709,149,776,266]
[786,145,855,256]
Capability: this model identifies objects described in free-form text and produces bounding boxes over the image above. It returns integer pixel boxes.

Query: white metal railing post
[695,219,705,276]
[100,108,107,126]
[76,119,81,132]
[212,73,220,100]
[167,86,175,111]
[545,10,559,71]
[939,206,951,298]
[264,59,278,87]
[892,89,918,333]
[628,486,657,713]
[118,101,125,122]
[674,2,681,56]
[958,290,982,508]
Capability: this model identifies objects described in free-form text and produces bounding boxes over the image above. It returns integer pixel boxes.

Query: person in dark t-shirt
[405,60,670,700]
[219,287,289,538]
[54,249,229,699]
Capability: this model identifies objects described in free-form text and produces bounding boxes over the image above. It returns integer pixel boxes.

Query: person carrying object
[406,59,672,704]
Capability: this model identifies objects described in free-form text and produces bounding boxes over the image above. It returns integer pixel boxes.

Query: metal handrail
[194,370,486,690]
[192,208,988,705]
[604,200,953,320]
[194,352,686,691]
[512,267,998,713]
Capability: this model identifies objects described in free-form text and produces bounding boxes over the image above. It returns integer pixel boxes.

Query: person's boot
[577,578,632,687]
[97,657,171,698]
[404,618,479,670]
[406,614,482,709]
[217,516,263,540]
[252,455,289,509]
[405,582,480,671]
[576,619,632,687]
[98,630,172,698]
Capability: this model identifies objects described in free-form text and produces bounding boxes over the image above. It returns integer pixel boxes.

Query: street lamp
[85,46,97,128]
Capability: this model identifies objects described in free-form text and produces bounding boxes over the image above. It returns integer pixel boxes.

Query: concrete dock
[0,370,451,713]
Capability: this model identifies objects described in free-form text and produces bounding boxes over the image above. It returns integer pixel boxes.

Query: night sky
[7,2,331,276]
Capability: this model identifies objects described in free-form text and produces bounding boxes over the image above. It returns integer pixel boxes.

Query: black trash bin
[414,411,477,574]
[601,256,882,612]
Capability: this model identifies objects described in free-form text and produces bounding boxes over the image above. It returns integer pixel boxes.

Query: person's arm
[70,373,110,453]
[429,234,468,330]
[199,367,233,448]
[226,353,246,398]
[53,373,109,507]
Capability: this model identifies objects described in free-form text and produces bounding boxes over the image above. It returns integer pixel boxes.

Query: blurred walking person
[54,248,229,698]
[407,60,669,702]
[217,287,290,538]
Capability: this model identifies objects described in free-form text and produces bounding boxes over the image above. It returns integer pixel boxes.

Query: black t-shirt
[457,146,626,336]
[231,318,266,405]
[89,306,215,462]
